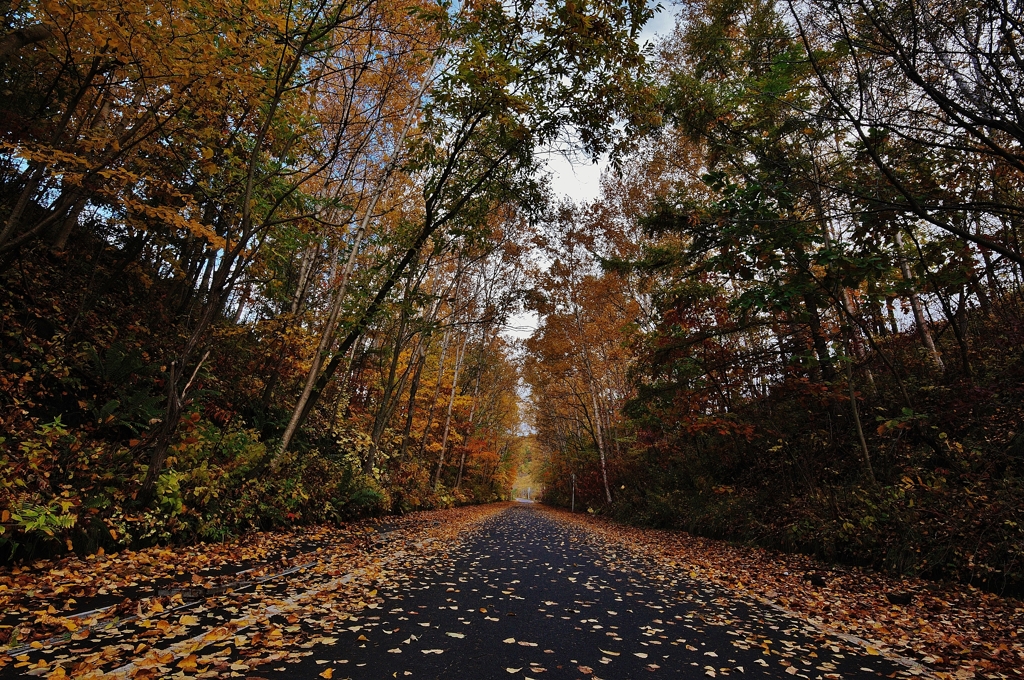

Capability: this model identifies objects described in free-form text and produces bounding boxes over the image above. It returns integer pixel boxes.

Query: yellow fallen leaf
[179,615,200,626]
[319,668,334,679]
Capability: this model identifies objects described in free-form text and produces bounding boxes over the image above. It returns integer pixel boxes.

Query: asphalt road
[271,504,911,680]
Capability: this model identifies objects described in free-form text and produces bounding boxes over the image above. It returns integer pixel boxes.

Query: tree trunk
[591,389,613,505]
[896,231,944,370]
[843,328,875,485]
[885,296,900,335]
[842,288,876,394]
[277,59,436,456]
[365,305,416,475]
[455,349,484,491]
[433,331,469,488]
[50,194,87,249]
[278,218,371,455]
[417,326,452,460]
[804,295,835,381]
[398,343,428,461]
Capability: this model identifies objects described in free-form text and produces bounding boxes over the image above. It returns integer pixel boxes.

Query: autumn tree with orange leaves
[526,0,1024,597]
[0,0,652,555]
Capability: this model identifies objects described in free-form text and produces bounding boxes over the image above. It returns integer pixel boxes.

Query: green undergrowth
[0,410,486,560]
[0,414,390,558]
[0,242,499,565]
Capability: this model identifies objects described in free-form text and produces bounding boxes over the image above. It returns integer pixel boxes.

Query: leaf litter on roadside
[542,506,1023,680]
[4,501,1021,680]
[0,504,504,677]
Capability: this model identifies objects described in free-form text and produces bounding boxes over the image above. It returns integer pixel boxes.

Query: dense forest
[528,0,1024,596]
[2,0,1023,601]
[0,0,649,555]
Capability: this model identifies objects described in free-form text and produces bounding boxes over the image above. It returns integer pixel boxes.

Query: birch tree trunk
[433,330,469,488]
[590,388,613,504]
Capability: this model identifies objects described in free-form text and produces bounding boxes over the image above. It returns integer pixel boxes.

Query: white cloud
[503,309,539,341]
[544,153,606,203]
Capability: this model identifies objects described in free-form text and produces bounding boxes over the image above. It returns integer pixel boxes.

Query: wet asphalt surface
[269,503,911,680]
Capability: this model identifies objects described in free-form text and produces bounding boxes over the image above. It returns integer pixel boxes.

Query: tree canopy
[2,0,1023,601]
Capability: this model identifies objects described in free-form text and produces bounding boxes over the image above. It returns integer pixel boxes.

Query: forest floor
[0,503,1020,679]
